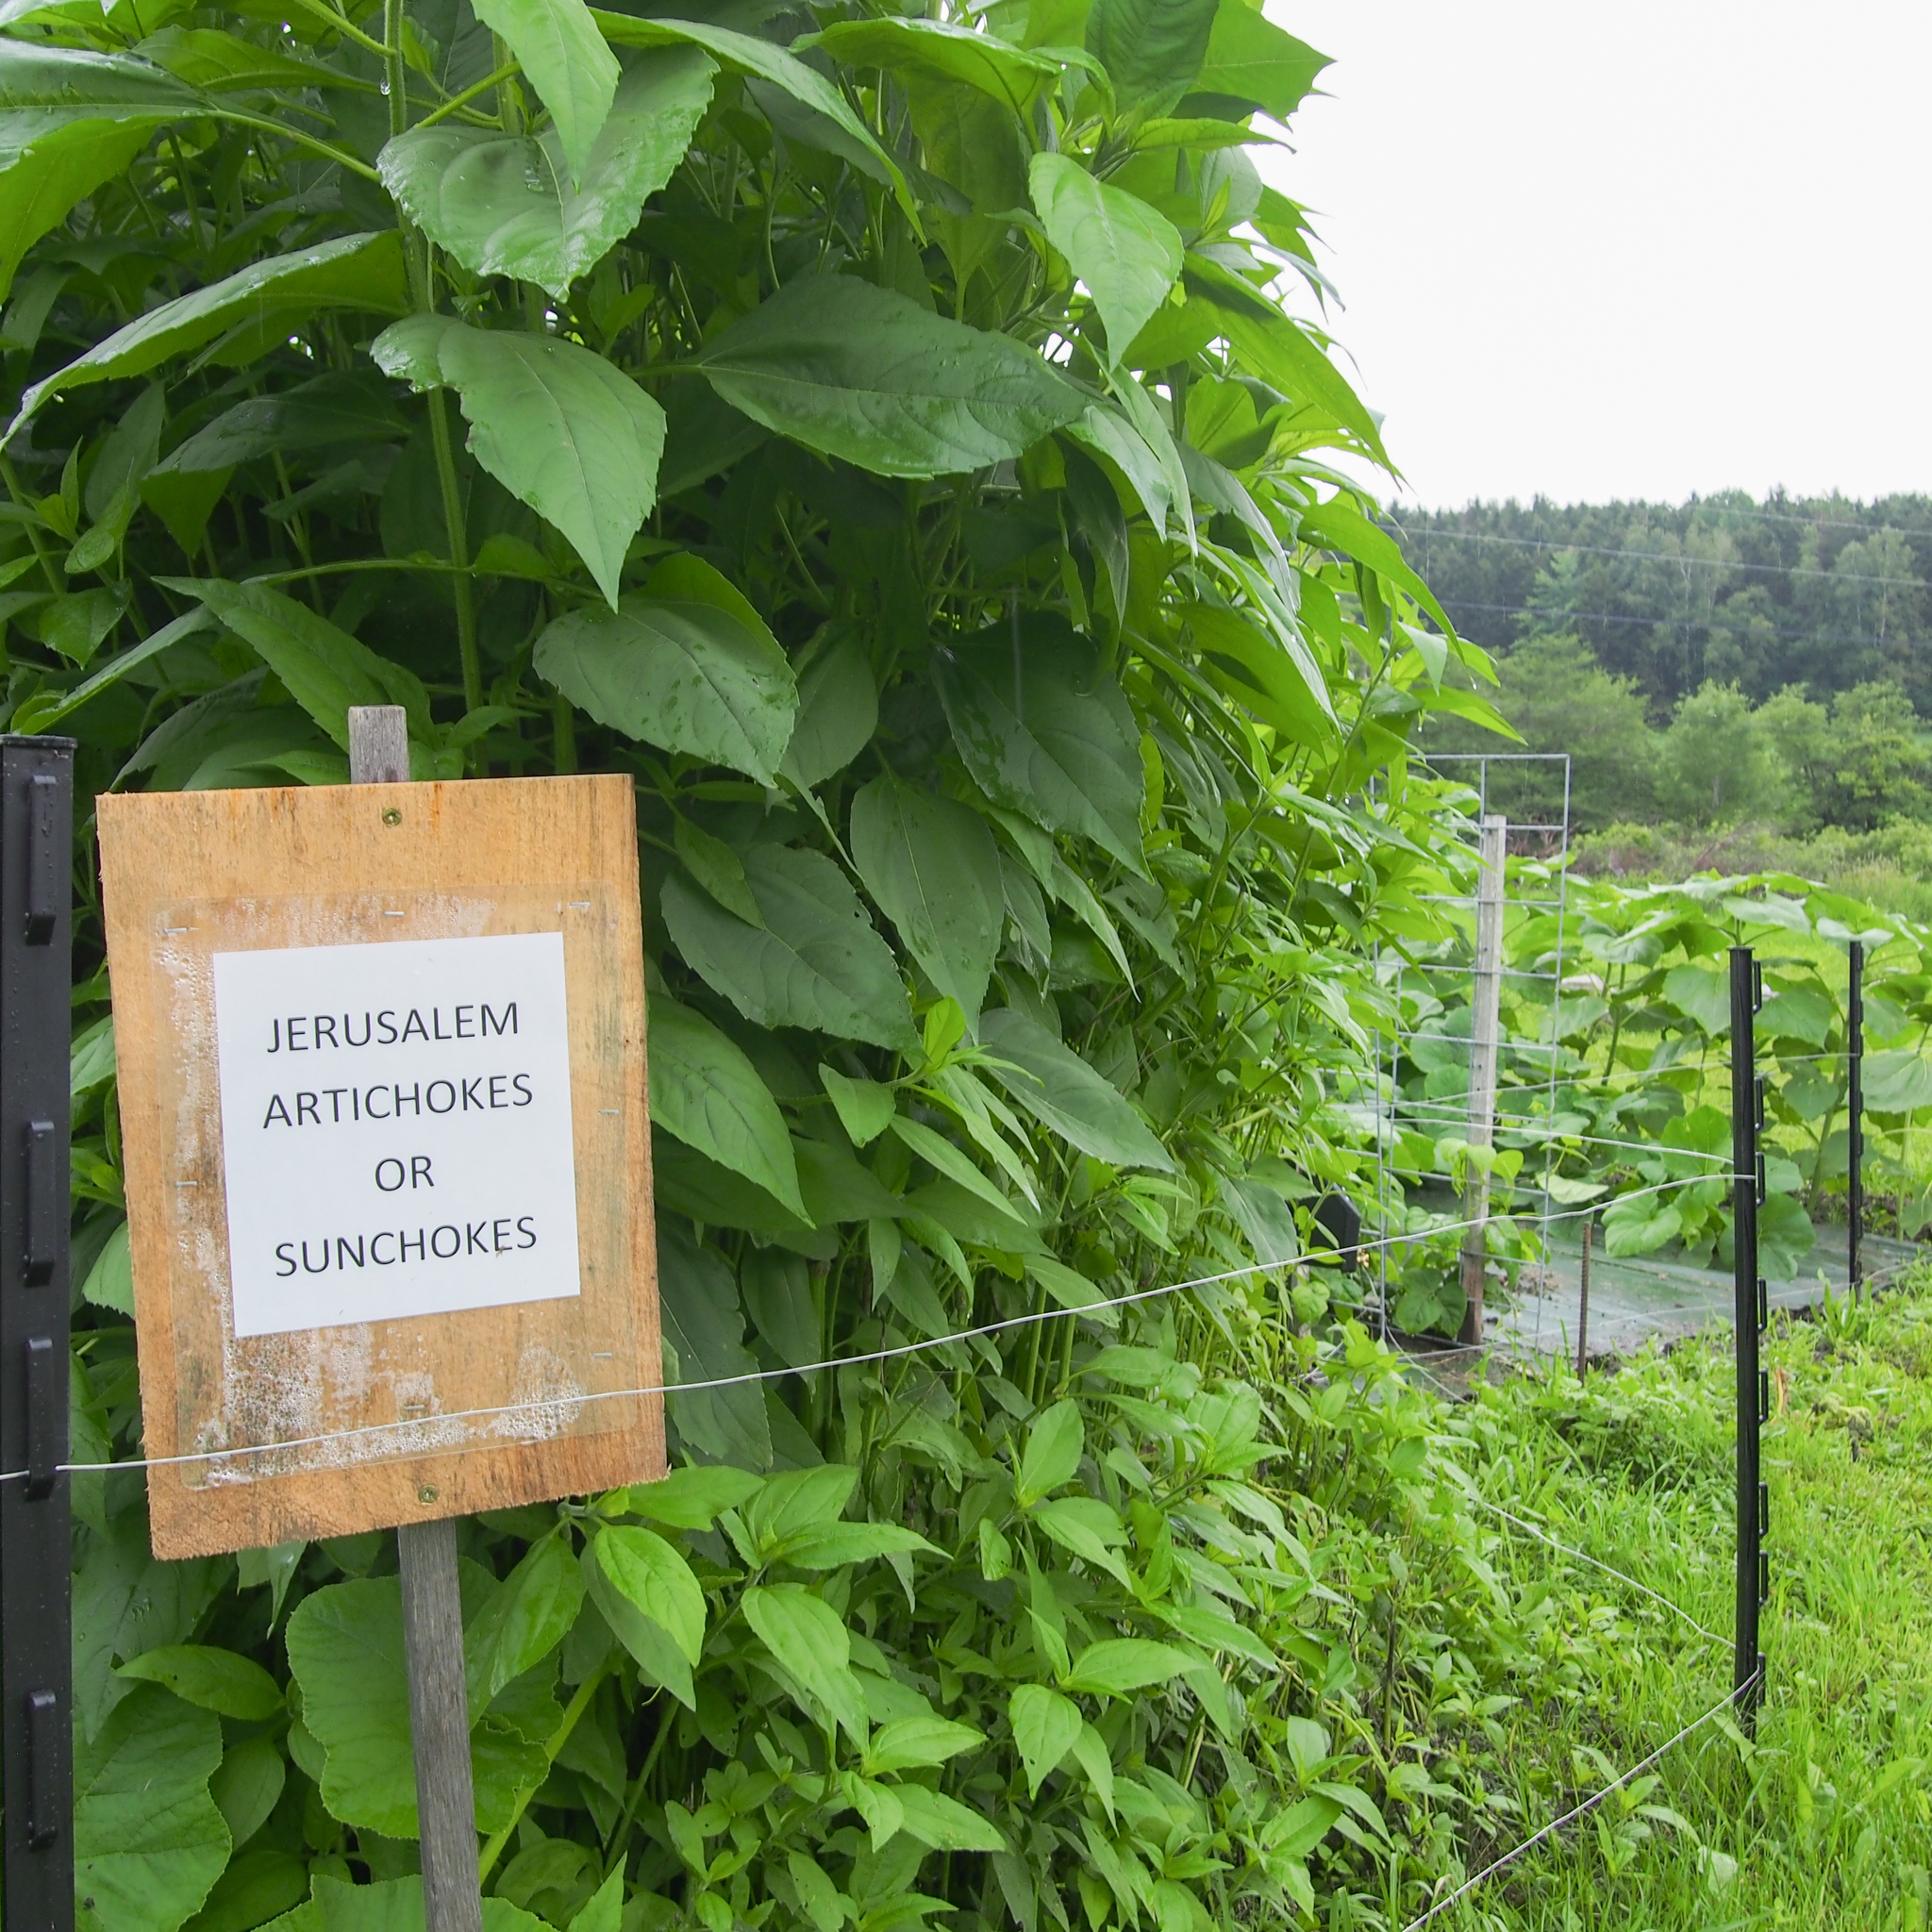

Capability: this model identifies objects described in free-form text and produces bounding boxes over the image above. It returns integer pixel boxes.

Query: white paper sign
[211,931,581,1338]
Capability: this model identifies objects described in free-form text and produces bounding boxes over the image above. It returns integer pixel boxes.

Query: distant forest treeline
[1401,492,1932,854]
[1396,490,1932,715]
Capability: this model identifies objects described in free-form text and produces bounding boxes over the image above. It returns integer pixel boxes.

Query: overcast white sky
[1265,2,1932,511]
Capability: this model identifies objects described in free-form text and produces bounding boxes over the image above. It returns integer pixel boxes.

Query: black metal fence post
[1849,939,1864,1303]
[0,736,76,1932]
[1730,945,1767,1726]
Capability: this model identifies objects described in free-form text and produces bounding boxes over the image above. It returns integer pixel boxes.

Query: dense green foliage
[0,0,1656,1926]
[1364,866,1932,1337]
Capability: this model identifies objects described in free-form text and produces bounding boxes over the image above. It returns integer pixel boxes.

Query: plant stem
[383,0,408,139]
[477,1664,611,1883]
[425,390,483,714]
[0,457,64,594]
[416,63,518,128]
[210,111,384,182]
[602,1696,675,1879]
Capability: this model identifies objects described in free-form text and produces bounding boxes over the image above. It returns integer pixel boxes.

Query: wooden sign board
[98,775,664,1559]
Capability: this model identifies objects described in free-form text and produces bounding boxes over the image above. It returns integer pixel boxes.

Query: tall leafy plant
[4,0,1529,1926]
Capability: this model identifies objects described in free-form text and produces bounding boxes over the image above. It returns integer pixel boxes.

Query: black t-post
[0,735,76,1932]
[1849,940,1864,1303]
[1729,945,1766,1727]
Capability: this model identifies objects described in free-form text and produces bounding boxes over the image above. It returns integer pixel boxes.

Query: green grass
[1415,1274,1932,1927]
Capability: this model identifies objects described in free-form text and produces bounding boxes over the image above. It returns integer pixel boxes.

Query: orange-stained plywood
[98,775,663,1558]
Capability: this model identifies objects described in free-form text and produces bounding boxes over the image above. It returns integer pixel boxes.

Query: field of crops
[1356,863,1932,1341]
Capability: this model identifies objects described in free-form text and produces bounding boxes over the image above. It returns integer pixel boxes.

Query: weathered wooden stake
[347,706,483,1932]
[1457,813,1507,1347]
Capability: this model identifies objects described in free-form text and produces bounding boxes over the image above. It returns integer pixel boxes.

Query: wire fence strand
[1398,1676,1758,1930]
[1,1180,1739,1487]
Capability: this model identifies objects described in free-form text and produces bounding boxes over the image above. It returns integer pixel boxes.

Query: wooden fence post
[347,707,483,1932]
[1458,813,1507,1348]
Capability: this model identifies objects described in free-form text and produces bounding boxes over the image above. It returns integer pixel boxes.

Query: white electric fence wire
[0,1179,1726,1485]
[1389,1108,1734,1166]
[1466,1494,1728,1647]
[1398,1674,1758,1932]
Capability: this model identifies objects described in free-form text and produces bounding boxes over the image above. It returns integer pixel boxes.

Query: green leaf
[533,555,795,778]
[783,1853,845,1932]
[696,275,1086,479]
[1192,7,1327,121]
[733,1465,856,1561]
[1060,1638,1194,1698]
[850,776,1004,1030]
[0,120,159,308]
[1017,1399,1083,1505]
[75,1685,228,1932]
[891,1786,1007,1854]
[675,815,762,925]
[1032,1496,1132,1586]
[1068,399,1174,535]
[283,1579,420,1838]
[1071,1724,1115,1818]
[661,843,917,1051]
[593,12,908,213]
[572,1872,625,1932]
[115,1643,282,1721]
[656,1213,774,1474]
[771,1522,938,1570]
[154,373,408,475]
[627,1464,763,1529]
[1602,1195,1683,1258]
[1268,1795,1341,1861]
[465,1529,585,1708]
[208,1734,288,1852]
[172,576,428,749]
[935,621,1147,875]
[1181,600,1333,741]
[1187,274,1390,469]
[591,1524,707,1665]
[266,1874,555,1932]
[1662,960,1730,1036]
[1292,499,1454,636]
[808,16,1068,110]
[1107,367,1194,547]
[1029,152,1182,366]
[74,1510,227,1741]
[379,49,715,298]
[862,1715,985,1776]
[780,625,877,791]
[741,1582,869,1743]
[1757,1190,1816,1282]
[135,25,361,93]
[82,1217,134,1314]
[372,318,663,608]
[979,1007,1173,1170]
[890,1114,1021,1224]
[1084,0,1217,113]
[470,0,620,186]
[819,1063,895,1146]
[287,1577,546,1837]
[0,42,206,138]
[1863,1048,1932,1113]
[647,995,807,1219]
[1008,1684,1081,1796]
[7,232,408,443]
[189,1848,308,1932]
